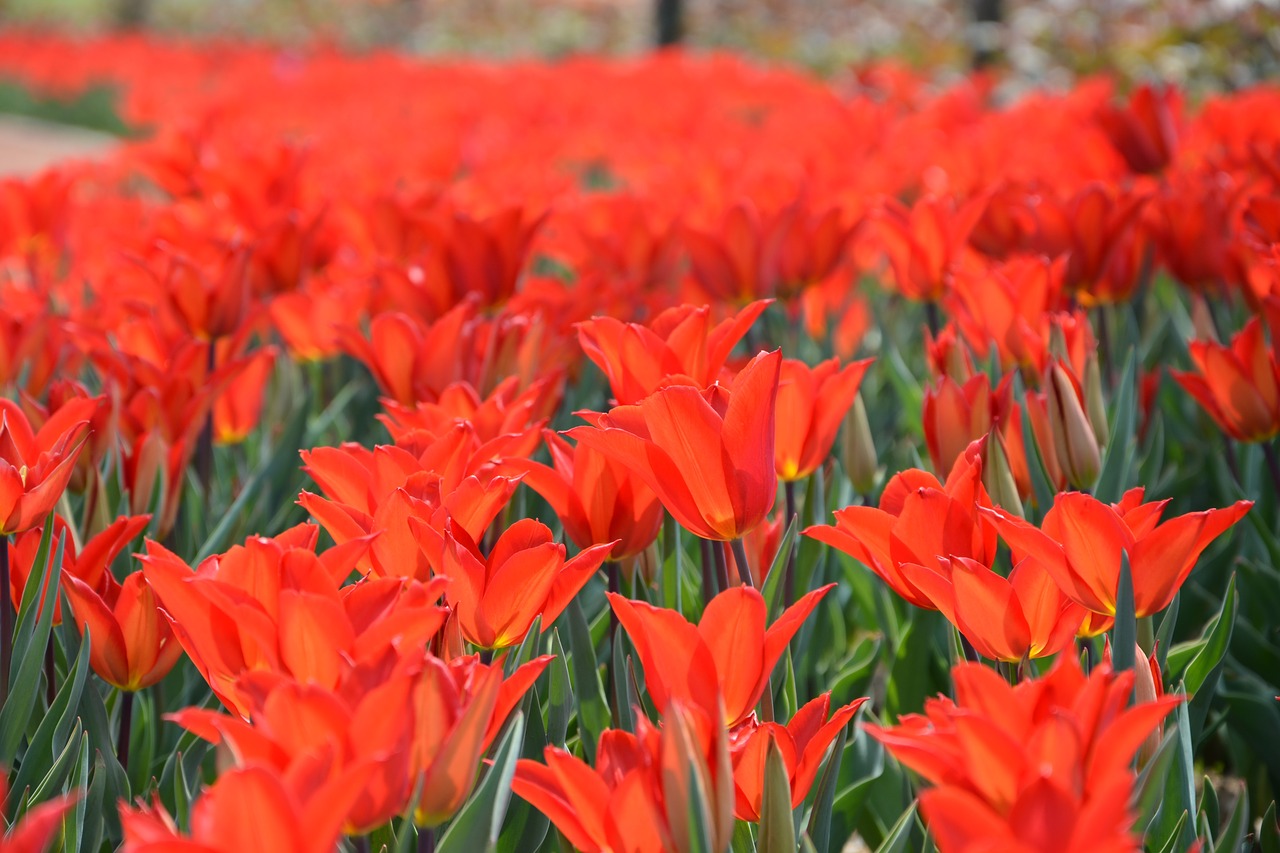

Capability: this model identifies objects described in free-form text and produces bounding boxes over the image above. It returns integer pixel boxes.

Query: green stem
[730,538,754,588]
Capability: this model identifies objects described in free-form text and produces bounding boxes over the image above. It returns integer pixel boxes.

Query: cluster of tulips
[0,27,1279,853]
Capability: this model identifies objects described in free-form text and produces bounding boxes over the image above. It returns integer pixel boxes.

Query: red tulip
[608,584,833,727]
[502,430,664,561]
[576,299,770,407]
[568,349,780,541]
[0,398,91,536]
[774,356,872,482]
[983,488,1252,620]
[429,517,614,650]
[1172,305,1280,442]
[729,693,867,821]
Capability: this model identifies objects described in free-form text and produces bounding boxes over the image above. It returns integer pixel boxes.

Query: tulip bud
[1190,294,1219,343]
[1083,352,1109,448]
[1134,644,1164,765]
[1048,322,1069,363]
[842,392,878,495]
[983,428,1024,518]
[1047,363,1101,489]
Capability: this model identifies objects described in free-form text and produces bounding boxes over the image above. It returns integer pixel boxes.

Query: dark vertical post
[971,0,1004,70]
[656,0,684,47]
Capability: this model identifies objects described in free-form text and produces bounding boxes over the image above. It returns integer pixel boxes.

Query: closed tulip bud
[1190,294,1219,343]
[1048,322,1069,363]
[1134,644,1164,766]
[1047,363,1101,490]
[842,392,878,495]
[982,428,1023,518]
[1084,352,1109,448]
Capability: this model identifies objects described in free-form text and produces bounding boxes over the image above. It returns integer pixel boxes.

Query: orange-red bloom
[729,693,867,822]
[805,453,996,611]
[430,517,614,650]
[875,194,986,302]
[901,556,1085,662]
[502,430,663,561]
[608,584,833,727]
[984,488,1251,621]
[1172,305,1280,442]
[62,567,184,692]
[568,348,781,541]
[214,345,277,445]
[775,356,872,482]
[0,398,92,536]
[512,699,734,853]
[575,300,770,406]
[121,764,372,853]
[869,655,1180,853]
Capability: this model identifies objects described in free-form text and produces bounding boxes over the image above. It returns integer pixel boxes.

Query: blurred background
[0,0,1277,90]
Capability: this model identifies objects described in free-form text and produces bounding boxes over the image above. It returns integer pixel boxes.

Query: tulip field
[1,27,1280,853]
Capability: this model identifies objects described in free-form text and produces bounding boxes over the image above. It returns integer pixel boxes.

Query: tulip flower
[340,303,482,406]
[575,299,770,406]
[805,453,996,611]
[901,556,1086,662]
[729,693,867,822]
[1033,183,1148,306]
[501,430,664,561]
[411,652,553,826]
[1096,82,1182,175]
[0,774,77,853]
[1172,307,1280,443]
[512,700,734,853]
[608,584,833,727]
[875,194,986,303]
[428,517,614,650]
[0,398,92,536]
[921,372,1010,477]
[121,764,373,853]
[62,570,184,692]
[140,527,449,715]
[774,356,871,482]
[869,655,1180,853]
[214,346,277,445]
[983,488,1251,621]
[568,348,781,542]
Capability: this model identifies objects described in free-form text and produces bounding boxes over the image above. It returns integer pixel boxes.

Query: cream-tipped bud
[1084,352,1109,448]
[842,392,878,496]
[1047,363,1101,489]
[983,428,1024,518]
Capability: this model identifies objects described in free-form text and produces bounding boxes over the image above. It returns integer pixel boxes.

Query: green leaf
[804,727,847,853]
[504,616,543,677]
[873,802,917,853]
[1213,790,1248,853]
[1095,349,1136,504]
[611,627,637,733]
[496,697,549,853]
[564,597,610,764]
[760,516,799,619]
[1183,574,1237,742]
[1148,698,1197,853]
[546,630,572,747]
[0,529,65,766]
[437,711,526,853]
[1155,593,1179,675]
[1198,775,1219,839]
[9,625,91,805]
[1151,812,1189,853]
[1112,552,1136,684]
[1258,801,1279,853]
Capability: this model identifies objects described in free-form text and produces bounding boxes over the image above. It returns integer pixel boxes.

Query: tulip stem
[783,479,798,605]
[699,537,716,606]
[417,826,435,853]
[925,300,940,336]
[1263,442,1280,506]
[730,538,754,588]
[606,561,620,633]
[1137,616,1155,656]
[117,689,134,774]
[351,836,370,853]
[1095,305,1114,393]
[713,540,730,593]
[0,533,9,705]
[195,341,217,495]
